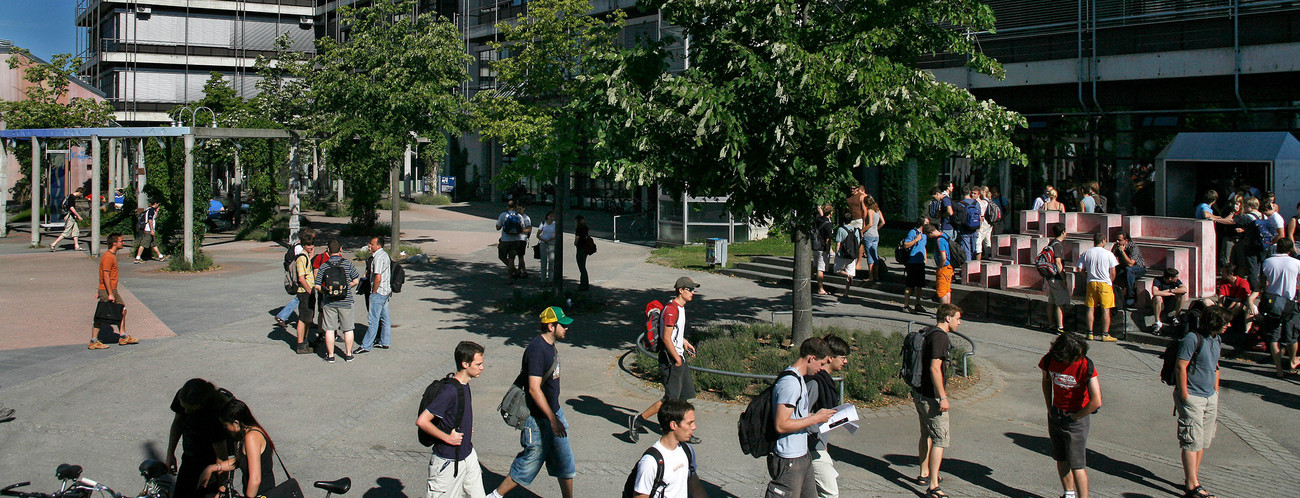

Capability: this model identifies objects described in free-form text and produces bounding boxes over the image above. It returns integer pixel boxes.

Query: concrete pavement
[1,201,1298,497]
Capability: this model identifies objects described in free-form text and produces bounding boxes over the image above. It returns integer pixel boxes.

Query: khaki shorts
[137,232,156,249]
[97,288,123,303]
[834,256,857,278]
[848,219,864,230]
[1047,278,1071,306]
[320,304,354,332]
[1085,281,1115,309]
[1177,392,1218,452]
[912,390,950,448]
[815,250,833,273]
[60,216,80,238]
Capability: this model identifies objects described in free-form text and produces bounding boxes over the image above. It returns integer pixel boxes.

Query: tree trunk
[791,222,814,346]
[553,164,568,296]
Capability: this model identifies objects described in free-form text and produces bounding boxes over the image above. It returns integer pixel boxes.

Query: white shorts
[427,448,485,498]
[977,225,993,254]
[834,257,857,278]
[815,251,833,272]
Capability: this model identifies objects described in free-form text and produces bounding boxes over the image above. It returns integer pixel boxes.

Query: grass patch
[412,193,452,206]
[631,321,972,407]
[8,209,31,223]
[354,243,424,261]
[647,227,912,272]
[496,288,612,316]
[378,198,410,211]
[163,250,218,272]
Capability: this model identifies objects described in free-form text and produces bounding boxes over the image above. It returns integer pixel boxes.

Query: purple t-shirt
[424,381,473,460]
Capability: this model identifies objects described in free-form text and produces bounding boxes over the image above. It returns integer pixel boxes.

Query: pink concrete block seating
[1020,210,1065,237]
[999,264,1046,291]
[1064,212,1123,240]
[960,260,1003,289]
[1123,216,1215,298]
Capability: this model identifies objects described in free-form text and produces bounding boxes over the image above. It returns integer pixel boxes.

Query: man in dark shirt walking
[418,341,485,498]
[914,304,961,498]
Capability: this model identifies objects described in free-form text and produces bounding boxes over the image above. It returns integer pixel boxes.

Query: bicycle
[213,471,350,498]
[2,460,170,498]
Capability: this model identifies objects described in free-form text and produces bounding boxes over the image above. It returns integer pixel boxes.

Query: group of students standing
[495,201,597,290]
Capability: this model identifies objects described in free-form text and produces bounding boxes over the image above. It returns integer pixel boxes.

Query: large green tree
[474,0,627,291]
[312,0,471,232]
[596,0,1026,344]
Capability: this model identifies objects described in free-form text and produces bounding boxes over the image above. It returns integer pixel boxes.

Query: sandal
[925,487,949,498]
[916,476,943,486]
[1185,485,1215,498]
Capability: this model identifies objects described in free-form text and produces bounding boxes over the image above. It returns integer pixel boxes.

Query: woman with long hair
[862,197,884,283]
[199,399,276,498]
[574,215,593,291]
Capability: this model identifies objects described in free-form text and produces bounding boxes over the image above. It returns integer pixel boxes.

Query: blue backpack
[961,199,982,231]
[1254,214,1277,251]
[502,211,524,235]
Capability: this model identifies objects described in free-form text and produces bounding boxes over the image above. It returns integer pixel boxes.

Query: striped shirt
[314,255,360,307]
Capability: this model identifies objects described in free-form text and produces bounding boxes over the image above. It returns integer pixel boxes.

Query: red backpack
[643,300,666,351]
[1035,241,1059,278]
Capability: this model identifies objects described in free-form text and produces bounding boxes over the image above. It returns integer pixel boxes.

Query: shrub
[164,250,217,272]
[353,243,423,261]
[412,193,452,205]
[377,198,409,210]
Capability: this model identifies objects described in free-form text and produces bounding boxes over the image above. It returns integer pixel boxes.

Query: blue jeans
[276,295,300,322]
[359,293,391,350]
[861,235,880,264]
[1118,265,1146,302]
[508,408,576,485]
[958,231,979,264]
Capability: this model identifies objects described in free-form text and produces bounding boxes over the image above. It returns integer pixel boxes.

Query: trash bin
[705,238,728,267]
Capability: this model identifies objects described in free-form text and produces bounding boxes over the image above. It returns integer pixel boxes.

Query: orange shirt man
[90,234,138,349]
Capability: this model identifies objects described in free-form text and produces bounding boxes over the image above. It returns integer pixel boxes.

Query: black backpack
[137,207,154,233]
[283,243,302,271]
[835,225,860,260]
[390,260,405,293]
[321,261,350,300]
[942,234,967,269]
[621,443,699,498]
[1159,306,1206,385]
[900,326,941,389]
[417,374,467,474]
[737,370,801,458]
[61,195,76,217]
[811,217,833,252]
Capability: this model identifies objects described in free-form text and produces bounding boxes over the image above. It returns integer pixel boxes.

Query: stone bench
[1064,212,1124,241]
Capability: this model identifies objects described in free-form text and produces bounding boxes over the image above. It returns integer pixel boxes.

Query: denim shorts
[861,235,880,264]
[508,408,576,485]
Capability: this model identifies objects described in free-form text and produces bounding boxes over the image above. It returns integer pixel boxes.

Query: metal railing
[767,310,976,378]
[632,333,847,401]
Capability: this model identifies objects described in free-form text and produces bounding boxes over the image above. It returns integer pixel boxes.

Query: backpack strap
[643,446,666,497]
[682,442,697,475]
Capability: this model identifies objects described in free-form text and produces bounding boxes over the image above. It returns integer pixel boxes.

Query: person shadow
[360,477,406,498]
[881,452,1040,497]
[564,394,650,442]
[1004,432,1183,496]
[830,448,925,496]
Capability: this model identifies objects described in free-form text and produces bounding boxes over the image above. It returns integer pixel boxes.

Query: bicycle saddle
[312,478,350,495]
[55,464,82,481]
[138,460,168,480]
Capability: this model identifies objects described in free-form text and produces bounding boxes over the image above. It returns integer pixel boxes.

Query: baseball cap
[674,277,701,290]
[540,306,573,325]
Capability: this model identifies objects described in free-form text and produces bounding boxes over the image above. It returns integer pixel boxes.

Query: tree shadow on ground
[359,477,407,498]
[828,447,924,496]
[404,256,790,352]
[1004,432,1181,495]
[882,452,1038,497]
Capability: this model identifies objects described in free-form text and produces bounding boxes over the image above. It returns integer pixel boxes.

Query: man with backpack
[356,236,393,355]
[812,205,835,296]
[1232,197,1269,291]
[928,225,955,305]
[275,233,308,329]
[1173,306,1229,498]
[313,240,361,363]
[901,219,929,315]
[1040,224,1070,334]
[489,307,575,498]
[1258,238,1300,378]
[806,335,850,498]
[910,304,960,498]
[627,399,700,498]
[496,200,533,283]
[766,337,837,498]
[135,200,166,263]
[417,341,485,498]
[1039,332,1102,498]
[1076,233,1120,342]
[630,277,702,444]
[832,213,861,298]
[926,187,955,242]
[49,187,85,252]
[956,187,982,271]
[290,233,318,355]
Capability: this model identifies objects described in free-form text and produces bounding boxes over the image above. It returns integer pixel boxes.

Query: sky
[1,0,79,61]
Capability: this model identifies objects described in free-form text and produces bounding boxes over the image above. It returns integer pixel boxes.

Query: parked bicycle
[2,461,170,498]
[213,474,350,498]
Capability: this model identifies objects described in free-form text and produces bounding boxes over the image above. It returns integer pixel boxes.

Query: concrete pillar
[336,179,344,204]
[0,139,7,238]
[91,137,101,257]
[138,139,148,209]
[183,134,195,265]
[288,142,301,245]
[390,159,400,256]
[233,147,243,228]
[31,137,40,248]
[107,139,116,198]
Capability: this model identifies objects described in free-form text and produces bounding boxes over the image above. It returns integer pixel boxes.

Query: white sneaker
[1152,321,1164,334]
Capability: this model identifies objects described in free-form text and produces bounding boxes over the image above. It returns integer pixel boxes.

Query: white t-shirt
[1270,213,1286,239]
[1076,246,1119,284]
[371,247,392,296]
[539,221,557,244]
[496,210,532,242]
[977,199,990,229]
[1262,253,1300,300]
[663,301,687,357]
[633,441,691,498]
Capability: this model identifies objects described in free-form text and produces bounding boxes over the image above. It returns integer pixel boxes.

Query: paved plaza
[1,202,1298,497]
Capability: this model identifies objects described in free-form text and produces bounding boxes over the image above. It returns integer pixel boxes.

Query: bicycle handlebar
[1,482,52,498]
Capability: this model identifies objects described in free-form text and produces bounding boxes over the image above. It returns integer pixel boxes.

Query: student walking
[807,335,850,498]
[496,201,532,283]
[845,185,868,269]
[1043,224,1070,334]
[314,240,361,363]
[902,219,928,315]
[49,187,84,252]
[166,379,234,498]
[135,200,166,263]
[490,307,576,498]
[862,198,884,283]
[1076,233,1120,342]
[1175,306,1230,498]
[629,399,700,498]
[812,205,835,295]
[832,213,860,298]
[913,304,961,498]
[291,233,318,355]
[1039,333,1103,498]
[89,234,138,349]
[356,236,393,354]
[766,337,837,498]
[574,215,593,291]
[630,277,702,444]
[418,341,486,498]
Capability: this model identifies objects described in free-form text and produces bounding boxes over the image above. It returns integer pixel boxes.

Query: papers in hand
[817,403,859,435]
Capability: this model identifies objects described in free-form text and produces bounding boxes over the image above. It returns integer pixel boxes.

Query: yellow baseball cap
[540,306,574,325]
